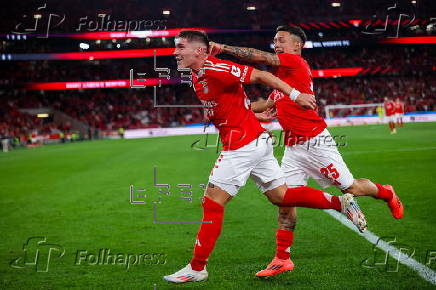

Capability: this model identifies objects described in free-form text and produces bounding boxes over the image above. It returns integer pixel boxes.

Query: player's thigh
[250,140,285,194]
[281,146,309,187]
[304,140,354,190]
[208,138,263,197]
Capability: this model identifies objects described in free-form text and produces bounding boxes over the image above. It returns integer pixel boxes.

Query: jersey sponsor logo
[201,100,217,118]
[240,66,249,83]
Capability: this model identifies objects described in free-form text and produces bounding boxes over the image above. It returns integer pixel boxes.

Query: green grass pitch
[1,122,435,289]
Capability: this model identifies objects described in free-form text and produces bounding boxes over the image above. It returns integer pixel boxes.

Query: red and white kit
[395,101,404,121]
[384,100,396,123]
[193,56,284,195]
[270,53,354,190]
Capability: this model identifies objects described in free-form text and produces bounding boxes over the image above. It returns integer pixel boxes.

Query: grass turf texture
[1,122,435,289]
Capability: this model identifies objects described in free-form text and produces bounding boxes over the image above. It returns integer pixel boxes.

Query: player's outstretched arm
[251,98,274,113]
[250,69,316,110]
[209,42,280,66]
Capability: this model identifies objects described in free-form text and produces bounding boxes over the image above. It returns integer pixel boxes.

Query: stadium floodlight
[331,2,341,7]
[79,43,89,49]
[37,113,49,118]
[163,10,170,15]
[247,6,256,10]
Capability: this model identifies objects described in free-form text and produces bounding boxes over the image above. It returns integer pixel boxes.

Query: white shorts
[209,132,284,196]
[260,122,274,132]
[386,115,396,123]
[281,128,354,190]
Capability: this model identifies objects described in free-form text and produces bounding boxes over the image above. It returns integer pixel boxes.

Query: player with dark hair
[163,30,367,284]
[209,25,403,278]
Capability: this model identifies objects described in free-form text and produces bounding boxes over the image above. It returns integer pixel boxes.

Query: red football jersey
[384,101,396,116]
[269,53,327,146]
[395,102,404,114]
[192,56,265,151]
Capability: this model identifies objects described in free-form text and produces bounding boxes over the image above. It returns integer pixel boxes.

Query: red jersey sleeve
[224,62,254,84]
[204,58,254,85]
[277,53,301,69]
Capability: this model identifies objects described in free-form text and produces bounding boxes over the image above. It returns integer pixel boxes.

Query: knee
[264,184,287,206]
[267,195,283,206]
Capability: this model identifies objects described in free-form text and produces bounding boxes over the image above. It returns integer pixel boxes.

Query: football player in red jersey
[384,97,397,133]
[163,30,367,284]
[395,97,405,127]
[210,25,404,277]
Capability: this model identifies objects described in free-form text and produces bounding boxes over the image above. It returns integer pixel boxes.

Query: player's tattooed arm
[250,69,316,110]
[223,45,281,66]
[209,42,280,66]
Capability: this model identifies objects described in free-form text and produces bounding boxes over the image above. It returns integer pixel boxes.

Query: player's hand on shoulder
[255,108,277,122]
[295,93,316,110]
[208,42,224,56]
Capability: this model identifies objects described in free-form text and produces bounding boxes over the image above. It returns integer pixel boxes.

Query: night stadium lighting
[246,6,256,10]
[79,43,89,49]
[411,0,417,3]
[331,2,341,7]
[163,10,170,15]
[37,113,49,118]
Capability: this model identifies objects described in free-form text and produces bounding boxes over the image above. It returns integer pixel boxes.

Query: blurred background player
[376,104,384,122]
[384,97,397,134]
[395,97,405,128]
[210,25,403,277]
[163,30,366,284]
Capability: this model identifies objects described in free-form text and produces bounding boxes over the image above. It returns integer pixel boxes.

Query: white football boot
[163,264,208,283]
[340,193,367,233]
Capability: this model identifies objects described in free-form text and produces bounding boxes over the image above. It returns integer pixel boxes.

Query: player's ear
[297,41,303,49]
[194,46,202,56]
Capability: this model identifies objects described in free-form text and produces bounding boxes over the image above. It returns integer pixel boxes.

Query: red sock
[281,186,341,211]
[190,196,224,271]
[375,183,393,202]
[276,230,294,260]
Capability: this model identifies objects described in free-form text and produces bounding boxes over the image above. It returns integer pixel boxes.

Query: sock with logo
[190,196,224,271]
[280,186,341,212]
[276,229,294,260]
[375,183,393,202]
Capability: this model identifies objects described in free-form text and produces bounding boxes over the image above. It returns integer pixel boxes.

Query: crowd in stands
[1,0,434,143]
[1,46,433,88]
[1,75,434,141]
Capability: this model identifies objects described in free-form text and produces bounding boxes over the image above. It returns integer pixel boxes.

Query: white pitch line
[325,209,436,285]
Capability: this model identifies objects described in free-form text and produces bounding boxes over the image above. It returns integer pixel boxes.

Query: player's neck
[191,58,206,73]
[289,49,302,55]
